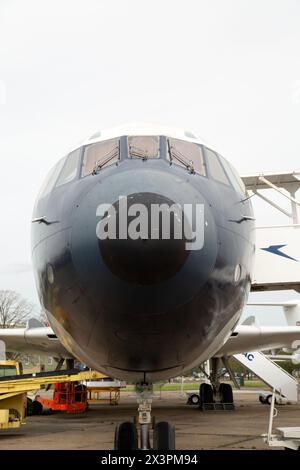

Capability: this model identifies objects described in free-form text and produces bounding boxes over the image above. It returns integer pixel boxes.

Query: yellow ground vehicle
[0,361,106,429]
[0,360,25,429]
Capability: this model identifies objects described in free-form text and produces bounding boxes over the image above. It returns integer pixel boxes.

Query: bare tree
[0,290,34,328]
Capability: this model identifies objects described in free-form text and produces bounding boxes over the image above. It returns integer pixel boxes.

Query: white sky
[0,0,300,323]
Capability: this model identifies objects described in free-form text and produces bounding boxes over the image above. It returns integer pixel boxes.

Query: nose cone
[71,167,217,315]
[70,167,218,377]
[99,192,190,285]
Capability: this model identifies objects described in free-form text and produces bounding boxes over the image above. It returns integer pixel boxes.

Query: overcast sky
[0,0,299,323]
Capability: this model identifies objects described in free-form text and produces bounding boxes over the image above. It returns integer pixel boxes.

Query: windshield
[82,138,119,176]
[128,136,159,159]
[168,138,206,176]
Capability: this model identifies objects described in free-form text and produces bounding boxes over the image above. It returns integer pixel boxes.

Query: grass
[122,380,266,393]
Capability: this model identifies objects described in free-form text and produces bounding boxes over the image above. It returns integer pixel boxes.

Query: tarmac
[1,390,300,450]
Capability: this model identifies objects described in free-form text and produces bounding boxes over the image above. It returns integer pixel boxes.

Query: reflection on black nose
[99,192,190,285]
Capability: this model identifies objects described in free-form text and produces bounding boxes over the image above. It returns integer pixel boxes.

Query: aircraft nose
[69,170,219,375]
[71,169,218,315]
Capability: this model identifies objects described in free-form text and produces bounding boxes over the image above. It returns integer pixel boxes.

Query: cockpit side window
[82,138,120,177]
[205,147,230,186]
[128,136,159,159]
[37,157,66,199]
[56,148,81,187]
[167,138,206,176]
[220,157,246,195]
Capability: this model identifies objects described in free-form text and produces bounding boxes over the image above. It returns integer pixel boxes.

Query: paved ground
[1,390,300,450]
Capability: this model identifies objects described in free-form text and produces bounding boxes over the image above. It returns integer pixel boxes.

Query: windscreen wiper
[129,145,149,160]
[92,147,119,174]
[168,145,195,173]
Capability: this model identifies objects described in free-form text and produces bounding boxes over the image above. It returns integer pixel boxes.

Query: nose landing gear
[114,382,176,450]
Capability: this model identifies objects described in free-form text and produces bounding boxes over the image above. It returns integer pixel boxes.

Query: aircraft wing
[0,318,72,359]
[2,316,300,365]
[215,323,300,357]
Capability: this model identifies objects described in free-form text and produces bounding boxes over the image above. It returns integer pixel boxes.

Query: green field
[122,380,266,393]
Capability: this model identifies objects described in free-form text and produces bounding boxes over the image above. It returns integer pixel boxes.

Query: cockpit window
[205,147,230,185]
[38,157,66,198]
[220,157,246,194]
[128,136,159,159]
[82,138,119,176]
[167,138,206,176]
[56,148,81,187]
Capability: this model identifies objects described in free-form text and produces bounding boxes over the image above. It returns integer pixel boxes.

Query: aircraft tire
[114,422,138,450]
[219,383,233,403]
[199,383,214,407]
[153,421,176,450]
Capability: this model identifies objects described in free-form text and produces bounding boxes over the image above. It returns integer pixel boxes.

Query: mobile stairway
[233,351,299,403]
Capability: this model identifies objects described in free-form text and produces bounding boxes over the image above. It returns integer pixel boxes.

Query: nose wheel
[114,422,138,450]
[114,382,176,450]
[153,421,175,450]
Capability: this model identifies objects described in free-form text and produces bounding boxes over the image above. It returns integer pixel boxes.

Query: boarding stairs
[234,351,299,402]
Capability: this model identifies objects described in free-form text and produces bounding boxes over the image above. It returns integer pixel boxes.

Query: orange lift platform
[36,381,89,413]
[36,377,125,413]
